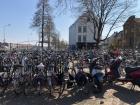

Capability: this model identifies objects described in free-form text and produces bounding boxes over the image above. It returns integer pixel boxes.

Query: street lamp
[3,24,11,43]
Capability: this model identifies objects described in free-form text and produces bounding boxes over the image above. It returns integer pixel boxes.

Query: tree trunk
[41,0,45,50]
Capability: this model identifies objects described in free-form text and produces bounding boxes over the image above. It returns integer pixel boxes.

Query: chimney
[129,15,135,20]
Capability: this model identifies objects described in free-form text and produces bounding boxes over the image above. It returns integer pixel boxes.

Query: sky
[0,0,140,45]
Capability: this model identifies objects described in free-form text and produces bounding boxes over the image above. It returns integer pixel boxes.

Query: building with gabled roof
[69,12,98,49]
[123,15,140,49]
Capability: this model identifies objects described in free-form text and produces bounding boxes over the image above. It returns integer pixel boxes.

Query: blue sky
[0,0,75,44]
[0,0,140,44]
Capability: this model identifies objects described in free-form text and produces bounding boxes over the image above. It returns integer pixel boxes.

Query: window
[83,36,86,42]
[78,26,82,33]
[129,38,132,46]
[125,29,127,34]
[139,43,140,48]
[131,29,134,33]
[78,35,81,42]
[83,26,87,33]
[87,17,90,22]
[129,37,134,47]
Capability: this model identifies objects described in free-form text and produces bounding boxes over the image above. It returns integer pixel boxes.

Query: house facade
[123,16,140,49]
[69,12,97,49]
[103,15,140,49]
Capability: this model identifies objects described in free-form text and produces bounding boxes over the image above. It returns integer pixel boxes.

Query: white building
[69,12,97,49]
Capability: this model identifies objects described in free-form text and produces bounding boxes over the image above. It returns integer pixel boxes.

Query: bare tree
[59,40,68,50]
[50,31,59,50]
[44,16,55,49]
[32,0,54,49]
[79,0,137,46]
[56,0,137,47]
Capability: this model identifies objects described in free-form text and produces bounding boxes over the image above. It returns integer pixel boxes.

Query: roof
[69,11,96,28]
[135,18,140,23]
[124,16,140,26]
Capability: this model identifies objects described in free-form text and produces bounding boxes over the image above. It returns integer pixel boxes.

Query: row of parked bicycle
[0,49,140,98]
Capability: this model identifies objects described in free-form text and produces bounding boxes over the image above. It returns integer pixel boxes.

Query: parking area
[1,82,140,105]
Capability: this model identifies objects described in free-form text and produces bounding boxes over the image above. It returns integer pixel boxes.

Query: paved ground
[0,82,140,105]
[1,61,140,105]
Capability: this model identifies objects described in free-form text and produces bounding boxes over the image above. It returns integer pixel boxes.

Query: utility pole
[3,24,11,43]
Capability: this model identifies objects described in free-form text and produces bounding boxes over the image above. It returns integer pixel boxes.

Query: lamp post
[3,24,11,43]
